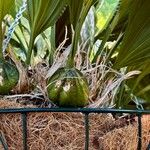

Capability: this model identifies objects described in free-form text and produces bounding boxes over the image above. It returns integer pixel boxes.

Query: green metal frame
[0,108,150,150]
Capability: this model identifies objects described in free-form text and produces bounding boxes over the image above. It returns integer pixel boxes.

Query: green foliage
[96,0,119,33]
[113,0,150,107]
[0,0,15,59]
[0,0,19,95]
[46,0,96,107]
[26,0,67,65]
[92,0,120,63]
[2,0,150,108]
[67,0,97,67]
[0,0,15,22]
[115,0,150,68]
[68,0,84,29]
[0,60,19,94]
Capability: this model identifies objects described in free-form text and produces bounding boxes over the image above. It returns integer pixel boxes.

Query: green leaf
[27,0,67,37]
[81,6,95,46]
[127,63,150,103]
[26,0,67,65]
[92,0,120,63]
[0,0,15,59]
[0,0,15,22]
[67,0,97,67]
[115,0,150,68]
[68,0,84,29]
[95,0,120,36]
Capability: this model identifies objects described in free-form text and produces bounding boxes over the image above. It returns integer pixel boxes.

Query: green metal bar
[137,114,142,150]
[0,107,150,150]
[146,142,150,150]
[0,108,150,114]
[0,132,8,150]
[84,113,89,150]
[21,113,27,150]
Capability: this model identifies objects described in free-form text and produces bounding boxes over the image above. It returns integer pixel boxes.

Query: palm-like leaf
[115,0,150,68]
[26,0,67,65]
[113,0,150,107]
[68,0,84,29]
[67,0,97,67]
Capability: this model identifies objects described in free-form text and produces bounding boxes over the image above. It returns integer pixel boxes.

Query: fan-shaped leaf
[115,0,150,68]
[26,0,67,64]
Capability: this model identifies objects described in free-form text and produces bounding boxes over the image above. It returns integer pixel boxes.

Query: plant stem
[116,80,125,108]
[26,35,34,65]
[0,24,4,60]
[67,0,94,68]
[49,25,56,65]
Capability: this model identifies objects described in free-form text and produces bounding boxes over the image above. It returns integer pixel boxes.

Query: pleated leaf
[67,0,98,67]
[26,0,67,64]
[115,0,150,68]
[68,0,84,28]
[27,0,67,38]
